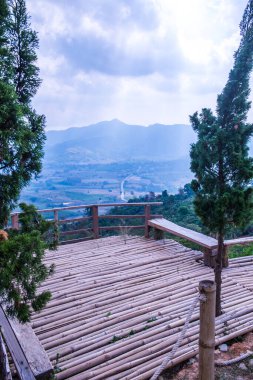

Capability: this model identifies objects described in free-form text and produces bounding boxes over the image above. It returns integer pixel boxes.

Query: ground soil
[161,332,253,380]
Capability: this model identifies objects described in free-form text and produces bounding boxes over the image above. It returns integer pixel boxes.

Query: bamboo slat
[26,236,253,380]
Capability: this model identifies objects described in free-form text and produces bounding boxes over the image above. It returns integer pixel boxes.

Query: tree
[0,204,56,323]
[7,0,41,104]
[190,0,253,316]
[0,0,45,227]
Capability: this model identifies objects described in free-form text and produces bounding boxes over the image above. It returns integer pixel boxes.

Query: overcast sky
[26,0,251,130]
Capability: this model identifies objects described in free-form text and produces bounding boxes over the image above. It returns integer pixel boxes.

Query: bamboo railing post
[92,206,99,239]
[199,280,216,380]
[11,213,19,230]
[144,205,151,238]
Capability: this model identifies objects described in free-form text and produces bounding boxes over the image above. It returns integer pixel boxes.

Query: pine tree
[190,0,253,316]
[0,0,46,227]
[7,0,41,104]
[0,203,56,323]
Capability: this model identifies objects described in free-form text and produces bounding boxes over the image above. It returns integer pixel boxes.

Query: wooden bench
[148,218,253,268]
[148,218,218,267]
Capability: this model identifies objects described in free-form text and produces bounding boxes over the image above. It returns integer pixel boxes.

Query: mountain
[45,119,196,163]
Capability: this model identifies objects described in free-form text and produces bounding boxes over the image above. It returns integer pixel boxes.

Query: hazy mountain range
[45,119,197,163]
[21,119,253,210]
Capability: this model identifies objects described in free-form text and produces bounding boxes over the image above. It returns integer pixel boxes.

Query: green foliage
[7,0,41,104]
[117,185,199,230]
[0,0,46,226]
[190,1,253,237]
[147,316,157,323]
[229,243,253,258]
[0,203,56,323]
[190,1,253,315]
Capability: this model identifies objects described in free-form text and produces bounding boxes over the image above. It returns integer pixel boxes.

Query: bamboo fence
[29,235,253,380]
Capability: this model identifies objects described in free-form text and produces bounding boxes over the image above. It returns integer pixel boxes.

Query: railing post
[54,210,58,224]
[203,248,217,268]
[11,213,19,230]
[54,210,59,242]
[144,205,151,238]
[199,280,216,380]
[154,228,164,240]
[92,206,99,239]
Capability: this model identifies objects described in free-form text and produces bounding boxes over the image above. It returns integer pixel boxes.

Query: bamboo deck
[30,236,253,380]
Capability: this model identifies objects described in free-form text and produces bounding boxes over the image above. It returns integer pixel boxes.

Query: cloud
[29,0,184,77]
[26,0,252,130]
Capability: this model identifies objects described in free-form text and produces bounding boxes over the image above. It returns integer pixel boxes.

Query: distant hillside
[45,119,196,163]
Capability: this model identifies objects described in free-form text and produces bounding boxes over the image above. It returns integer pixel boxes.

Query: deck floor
[30,236,253,380]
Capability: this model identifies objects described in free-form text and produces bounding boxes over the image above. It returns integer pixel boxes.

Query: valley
[19,120,196,210]
[20,158,193,210]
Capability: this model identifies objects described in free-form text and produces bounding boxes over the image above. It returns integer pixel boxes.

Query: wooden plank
[60,228,92,236]
[0,331,12,380]
[99,225,144,231]
[8,316,52,380]
[0,307,36,380]
[18,202,163,214]
[148,218,218,249]
[60,237,93,245]
[58,216,92,224]
[100,214,145,219]
[224,236,253,247]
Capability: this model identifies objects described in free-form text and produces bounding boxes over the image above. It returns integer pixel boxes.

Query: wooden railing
[10,202,163,244]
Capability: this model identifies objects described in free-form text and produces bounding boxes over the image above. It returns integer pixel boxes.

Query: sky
[26,0,251,131]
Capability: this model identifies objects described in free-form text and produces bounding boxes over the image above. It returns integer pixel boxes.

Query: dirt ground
[161,332,253,380]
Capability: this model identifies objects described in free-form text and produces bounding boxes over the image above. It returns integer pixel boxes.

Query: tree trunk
[214,233,224,316]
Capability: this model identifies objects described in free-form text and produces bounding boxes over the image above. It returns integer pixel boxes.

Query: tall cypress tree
[7,0,41,104]
[190,0,253,316]
[0,0,46,226]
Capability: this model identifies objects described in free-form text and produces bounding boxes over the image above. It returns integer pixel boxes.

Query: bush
[0,203,57,323]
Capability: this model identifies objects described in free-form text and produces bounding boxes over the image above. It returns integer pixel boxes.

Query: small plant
[119,219,132,244]
[111,335,121,343]
[110,329,136,343]
[106,311,112,317]
[147,316,157,323]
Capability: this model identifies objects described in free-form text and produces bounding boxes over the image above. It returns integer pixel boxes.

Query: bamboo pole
[199,280,216,380]
[26,236,253,380]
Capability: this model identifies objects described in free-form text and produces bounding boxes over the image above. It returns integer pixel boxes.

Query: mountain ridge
[45,119,196,162]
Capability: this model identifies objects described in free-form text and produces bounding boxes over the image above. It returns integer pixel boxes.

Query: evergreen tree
[7,0,41,104]
[0,203,56,323]
[0,0,46,227]
[0,0,9,77]
[190,0,253,316]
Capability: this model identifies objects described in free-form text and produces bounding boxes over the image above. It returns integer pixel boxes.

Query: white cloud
[27,0,252,130]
